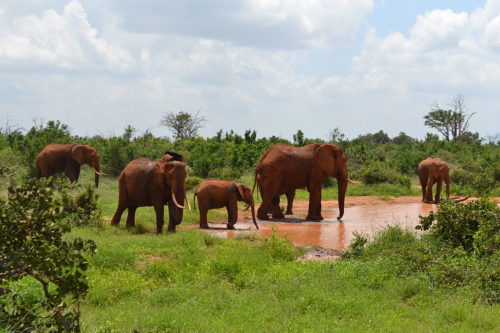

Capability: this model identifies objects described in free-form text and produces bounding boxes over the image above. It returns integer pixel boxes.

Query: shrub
[60,184,102,227]
[0,179,96,331]
[264,227,300,261]
[185,176,203,192]
[361,162,411,188]
[417,199,500,256]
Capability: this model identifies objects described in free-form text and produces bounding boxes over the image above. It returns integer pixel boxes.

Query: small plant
[60,184,102,227]
[264,227,299,261]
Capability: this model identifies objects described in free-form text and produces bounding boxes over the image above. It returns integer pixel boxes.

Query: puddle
[204,199,438,252]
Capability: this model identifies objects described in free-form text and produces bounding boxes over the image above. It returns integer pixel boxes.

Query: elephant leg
[199,204,210,229]
[419,177,427,202]
[307,189,323,221]
[126,206,137,227]
[425,178,434,203]
[285,191,295,215]
[271,196,284,219]
[75,166,81,182]
[154,204,165,234]
[435,180,443,204]
[111,204,127,226]
[167,201,178,233]
[227,203,238,229]
[257,194,272,220]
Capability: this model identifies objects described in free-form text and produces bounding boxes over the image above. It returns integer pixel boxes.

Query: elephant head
[159,151,184,163]
[157,161,188,225]
[235,183,259,230]
[71,144,104,188]
[315,144,359,220]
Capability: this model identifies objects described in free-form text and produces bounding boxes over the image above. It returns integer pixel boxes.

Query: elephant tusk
[171,190,185,209]
[93,168,107,176]
[185,197,192,210]
[348,179,362,184]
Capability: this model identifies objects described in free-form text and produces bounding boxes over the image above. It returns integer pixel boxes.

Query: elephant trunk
[337,177,348,221]
[250,199,259,230]
[92,159,101,188]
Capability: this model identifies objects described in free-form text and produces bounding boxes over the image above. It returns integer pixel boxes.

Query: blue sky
[0,0,498,140]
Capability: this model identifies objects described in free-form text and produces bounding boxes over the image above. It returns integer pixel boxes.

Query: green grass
[70,226,499,332]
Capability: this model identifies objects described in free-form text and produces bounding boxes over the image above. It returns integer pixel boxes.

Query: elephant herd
[35,143,452,233]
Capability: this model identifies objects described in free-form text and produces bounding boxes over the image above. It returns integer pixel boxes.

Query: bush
[0,179,96,331]
[361,162,411,188]
[186,176,203,192]
[417,199,499,256]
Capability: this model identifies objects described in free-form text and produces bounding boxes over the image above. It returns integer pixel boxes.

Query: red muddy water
[204,196,443,251]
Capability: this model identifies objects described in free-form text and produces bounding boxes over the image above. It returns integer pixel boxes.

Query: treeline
[1,120,499,195]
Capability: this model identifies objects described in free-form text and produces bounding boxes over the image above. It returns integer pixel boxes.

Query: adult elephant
[194,179,259,230]
[111,158,188,233]
[418,158,450,204]
[255,143,359,221]
[36,143,105,187]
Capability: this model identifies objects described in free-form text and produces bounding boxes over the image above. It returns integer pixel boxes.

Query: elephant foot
[285,210,293,215]
[200,224,210,229]
[227,224,236,230]
[257,213,269,220]
[126,223,136,228]
[424,200,434,204]
[110,221,119,226]
[166,226,176,233]
[306,214,324,221]
[273,210,285,219]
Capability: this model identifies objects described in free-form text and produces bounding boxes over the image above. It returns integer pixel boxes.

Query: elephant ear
[71,145,87,165]
[235,183,247,201]
[315,144,339,176]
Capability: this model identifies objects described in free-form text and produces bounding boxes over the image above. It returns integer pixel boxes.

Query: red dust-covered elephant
[418,158,450,204]
[36,143,105,187]
[254,143,359,221]
[194,179,259,230]
[111,158,188,233]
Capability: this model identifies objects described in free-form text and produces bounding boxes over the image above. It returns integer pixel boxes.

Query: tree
[160,111,206,140]
[424,94,475,142]
[328,127,347,144]
[293,130,305,146]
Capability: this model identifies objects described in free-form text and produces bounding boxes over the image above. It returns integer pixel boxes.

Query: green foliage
[264,227,301,261]
[60,184,102,227]
[0,179,96,332]
[360,162,411,188]
[417,199,500,256]
[185,176,203,192]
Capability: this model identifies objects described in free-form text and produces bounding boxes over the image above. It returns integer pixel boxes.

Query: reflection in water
[208,202,437,251]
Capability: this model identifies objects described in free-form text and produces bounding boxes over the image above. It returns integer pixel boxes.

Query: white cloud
[0,0,134,70]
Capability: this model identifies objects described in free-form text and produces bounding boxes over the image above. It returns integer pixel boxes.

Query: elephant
[254,143,360,221]
[36,143,105,187]
[418,158,450,204]
[111,158,188,233]
[194,179,259,230]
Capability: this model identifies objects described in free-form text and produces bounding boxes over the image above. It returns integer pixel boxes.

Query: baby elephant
[194,179,259,230]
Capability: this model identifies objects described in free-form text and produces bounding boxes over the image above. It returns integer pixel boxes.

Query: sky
[0,0,499,141]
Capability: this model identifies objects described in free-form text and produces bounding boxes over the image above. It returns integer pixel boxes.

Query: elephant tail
[252,169,260,201]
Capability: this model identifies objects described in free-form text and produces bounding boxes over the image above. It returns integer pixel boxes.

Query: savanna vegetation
[0,116,499,331]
